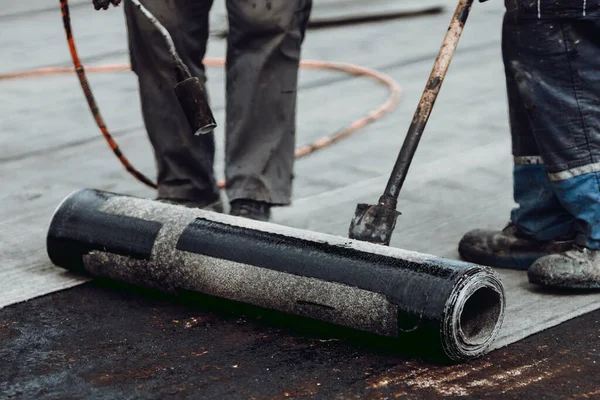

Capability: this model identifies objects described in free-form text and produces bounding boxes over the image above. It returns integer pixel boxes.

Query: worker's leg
[525,18,600,251]
[518,4,600,287]
[123,0,221,207]
[504,6,576,242]
[458,1,577,270]
[224,0,312,217]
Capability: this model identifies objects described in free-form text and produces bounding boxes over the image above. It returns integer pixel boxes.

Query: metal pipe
[129,0,190,80]
[382,0,475,201]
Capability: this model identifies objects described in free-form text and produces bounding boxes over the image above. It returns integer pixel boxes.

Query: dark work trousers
[504,0,600,249]
[123,0,312,205]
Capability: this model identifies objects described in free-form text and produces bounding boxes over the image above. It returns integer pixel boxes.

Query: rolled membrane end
[442,268,505,362]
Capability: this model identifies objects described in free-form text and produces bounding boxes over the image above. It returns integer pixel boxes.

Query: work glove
[92,0,122,10]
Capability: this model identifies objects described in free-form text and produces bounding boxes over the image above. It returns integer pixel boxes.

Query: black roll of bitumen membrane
[46,189,505,362]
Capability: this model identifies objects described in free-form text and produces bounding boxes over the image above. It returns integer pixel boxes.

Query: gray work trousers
[123,0,312,205]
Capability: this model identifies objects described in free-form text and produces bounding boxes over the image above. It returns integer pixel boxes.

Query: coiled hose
[0,0,406,190]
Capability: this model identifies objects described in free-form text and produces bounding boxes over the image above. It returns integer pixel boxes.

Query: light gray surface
[1,0,599,352]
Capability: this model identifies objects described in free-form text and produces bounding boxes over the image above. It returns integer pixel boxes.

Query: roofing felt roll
[46,188,505,362]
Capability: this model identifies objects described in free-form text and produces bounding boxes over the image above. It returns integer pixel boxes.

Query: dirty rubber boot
[229,199,271,222]
[157,198,224,213]
[458,223,574,270]
[528,246,600,289]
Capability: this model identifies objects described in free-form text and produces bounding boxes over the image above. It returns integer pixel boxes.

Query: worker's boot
[528,246,600,289]
[458,223,574,270]
[157,198,224,213]
[229,199,271,222]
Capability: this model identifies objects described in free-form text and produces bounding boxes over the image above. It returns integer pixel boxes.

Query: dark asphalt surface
[1,279,599,399]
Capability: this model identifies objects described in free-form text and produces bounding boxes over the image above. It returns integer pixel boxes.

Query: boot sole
[458,242,539,271]
[528,271,600,290]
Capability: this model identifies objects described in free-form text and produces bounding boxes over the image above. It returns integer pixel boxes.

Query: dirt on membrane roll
[47,189,505,362]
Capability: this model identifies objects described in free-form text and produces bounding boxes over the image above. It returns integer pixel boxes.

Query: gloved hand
[92,0,122,10]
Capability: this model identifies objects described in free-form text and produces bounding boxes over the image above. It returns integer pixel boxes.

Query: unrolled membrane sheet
[47,189,506,362]
[3,0,599,357]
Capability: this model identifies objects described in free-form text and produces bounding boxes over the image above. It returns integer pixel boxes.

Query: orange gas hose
[0,0,403,191]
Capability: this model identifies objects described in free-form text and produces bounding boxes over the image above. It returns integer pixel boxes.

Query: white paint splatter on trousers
[537,0,589,19]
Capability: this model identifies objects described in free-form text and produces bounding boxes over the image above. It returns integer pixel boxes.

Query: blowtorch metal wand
[130,0,217,135]
[348,0,475,246]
